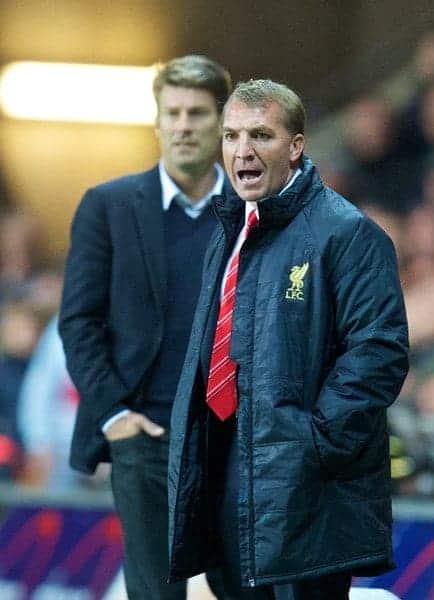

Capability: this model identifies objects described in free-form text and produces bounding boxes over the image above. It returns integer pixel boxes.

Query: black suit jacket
[60,166,177,473]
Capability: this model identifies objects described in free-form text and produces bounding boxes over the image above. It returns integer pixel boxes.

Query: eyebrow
[164,104,211,112]
[222,125,273,133]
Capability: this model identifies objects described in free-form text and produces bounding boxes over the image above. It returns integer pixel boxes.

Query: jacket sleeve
[58,188,130,426]
[311,216,409,474]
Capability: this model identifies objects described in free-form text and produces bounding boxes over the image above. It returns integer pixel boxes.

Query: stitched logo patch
[285,262,309,301]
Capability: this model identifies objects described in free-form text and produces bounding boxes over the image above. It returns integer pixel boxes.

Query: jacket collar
[137,164,162,198]
[213,157,321,232]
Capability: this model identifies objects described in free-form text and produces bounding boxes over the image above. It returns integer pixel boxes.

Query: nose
[173,110,192,132]
[235,133,255,160]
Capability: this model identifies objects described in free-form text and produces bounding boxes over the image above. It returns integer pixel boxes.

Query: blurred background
[1,1,434,598]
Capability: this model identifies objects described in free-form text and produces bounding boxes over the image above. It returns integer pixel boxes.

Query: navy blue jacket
[168,158,409,586]
[60,167,173,473]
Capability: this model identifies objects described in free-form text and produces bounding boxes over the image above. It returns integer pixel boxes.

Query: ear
[289,134,305,164]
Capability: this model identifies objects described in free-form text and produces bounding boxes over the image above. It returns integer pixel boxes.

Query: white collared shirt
[159,160,225,218]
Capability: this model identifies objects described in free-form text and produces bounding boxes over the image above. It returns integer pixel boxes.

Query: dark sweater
[141,202,216,427]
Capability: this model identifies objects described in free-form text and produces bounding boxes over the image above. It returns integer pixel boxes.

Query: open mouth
[237,169,263,184]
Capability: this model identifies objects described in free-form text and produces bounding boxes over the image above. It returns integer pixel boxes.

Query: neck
[164,161,218,203]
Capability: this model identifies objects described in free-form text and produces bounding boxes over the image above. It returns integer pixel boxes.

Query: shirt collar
[243,167,302,224]
[159,160,225,212]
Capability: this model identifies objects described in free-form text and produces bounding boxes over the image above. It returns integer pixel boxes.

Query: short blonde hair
[226,79,306,134]
[153,55,232,114]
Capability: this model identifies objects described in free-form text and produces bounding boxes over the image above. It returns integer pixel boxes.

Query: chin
[173,156,199,169]
[236,189,263,203]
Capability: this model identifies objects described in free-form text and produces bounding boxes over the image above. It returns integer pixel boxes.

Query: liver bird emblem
[289,262,309,291]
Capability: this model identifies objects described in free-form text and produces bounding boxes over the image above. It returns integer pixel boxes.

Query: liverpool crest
[285,262,309,301]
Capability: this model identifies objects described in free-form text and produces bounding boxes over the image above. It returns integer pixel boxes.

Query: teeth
[238,170,261,181]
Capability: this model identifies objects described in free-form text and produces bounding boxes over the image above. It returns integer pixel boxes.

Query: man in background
[168,80,409,599]
[59,55,231,600]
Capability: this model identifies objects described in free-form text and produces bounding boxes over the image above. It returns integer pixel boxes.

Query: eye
[223,131,236,141]
[189,107,209,117]
[253,131,271,140]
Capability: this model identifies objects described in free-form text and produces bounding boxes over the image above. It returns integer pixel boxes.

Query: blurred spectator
[0,300,41,480]
[419,81,434,147]
[389,353,434,496]
[395,31,434,163]
[402,274,434,350]
[413,30,434,84]
[340,97,424,215]
[17,316,77,489]
[422,161,434,208]
[400,204,434,289]
[0,211,50,301]
[318,161,350,198]
[358,203,405,264]
[17,316,109,491]
[397,80,434,160]
[398,165,434,349]
[25,268,64,324]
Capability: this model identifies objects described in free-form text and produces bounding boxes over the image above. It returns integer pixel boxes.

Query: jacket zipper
[246,367,256,587]
[239,244,256,588]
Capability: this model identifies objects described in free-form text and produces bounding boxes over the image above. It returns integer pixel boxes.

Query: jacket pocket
[252,438,324,515]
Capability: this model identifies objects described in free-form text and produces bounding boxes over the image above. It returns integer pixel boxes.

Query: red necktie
[206,210,259,420]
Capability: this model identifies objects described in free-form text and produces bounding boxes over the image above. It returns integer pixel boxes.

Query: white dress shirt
[159,160,225,217]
